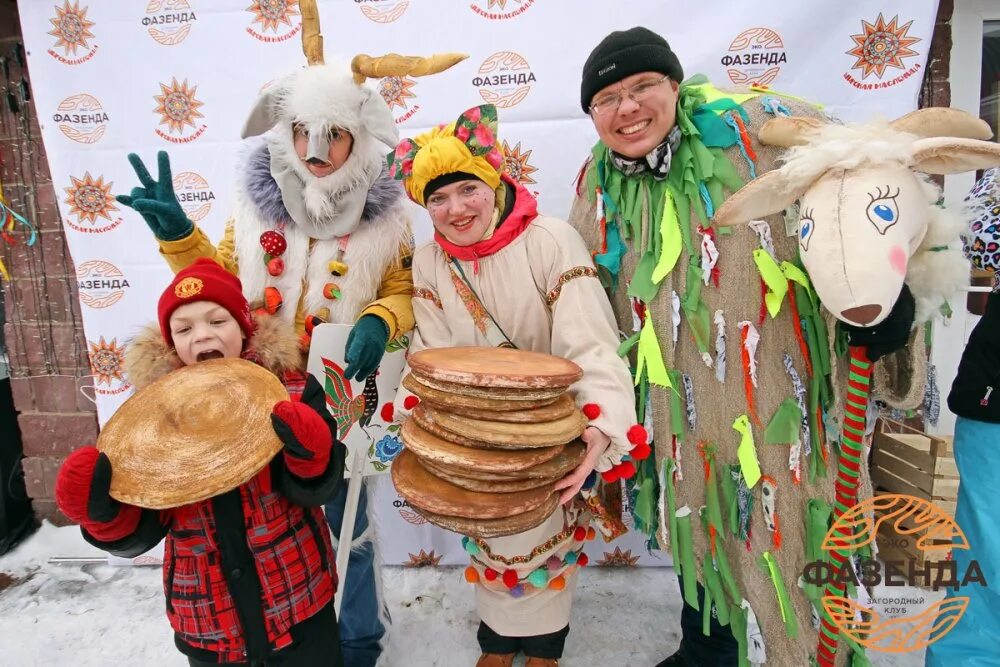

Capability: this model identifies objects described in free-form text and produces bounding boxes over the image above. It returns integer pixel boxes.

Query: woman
[389,104,644,667]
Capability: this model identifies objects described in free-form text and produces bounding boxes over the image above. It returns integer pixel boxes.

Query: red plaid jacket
[162,463,336,662]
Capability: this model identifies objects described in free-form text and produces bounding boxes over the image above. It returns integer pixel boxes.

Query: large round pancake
[403,374,560,412]
[413,492,561,539]
[411,371,567,402]
[391,449,552,519]
[98,358,287,509]
[417,458,557,493]
[425,393,577,423]
[409,346,582,390]
[410,404,501,449]
[421,440,587,481]
[401,418,563,472]
[428,406,587,448]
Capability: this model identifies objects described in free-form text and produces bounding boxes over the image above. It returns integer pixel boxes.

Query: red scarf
[433,174,538,272]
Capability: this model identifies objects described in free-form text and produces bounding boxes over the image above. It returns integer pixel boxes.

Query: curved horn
[890,107,993,140]
[351,53,468,85]
[300,0,323,66]
[757,116,824,148]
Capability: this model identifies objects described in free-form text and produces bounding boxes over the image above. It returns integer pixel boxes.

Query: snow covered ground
[0,523,937,666]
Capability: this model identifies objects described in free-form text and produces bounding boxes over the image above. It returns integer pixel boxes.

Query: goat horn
[300,0,324,66]
[758,116,824,148]
[890,107,993,140]
[351,53,468,85]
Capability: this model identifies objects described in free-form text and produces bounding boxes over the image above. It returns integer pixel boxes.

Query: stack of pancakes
[391,347,588,539]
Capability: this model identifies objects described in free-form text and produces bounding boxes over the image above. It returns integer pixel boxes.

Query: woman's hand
[553,426,610,505]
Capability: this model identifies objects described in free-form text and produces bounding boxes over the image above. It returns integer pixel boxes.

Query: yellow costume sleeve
[157,220,239,276]
[359,242,414,340]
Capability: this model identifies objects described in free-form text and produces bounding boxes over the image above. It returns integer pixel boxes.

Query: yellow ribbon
[652,188,682,284]
[732,415,762,488]
[762,551,789,623]
[750,85,825,109]
[635,309,673,390]
[689,83,760,107]
[752,249,788,319]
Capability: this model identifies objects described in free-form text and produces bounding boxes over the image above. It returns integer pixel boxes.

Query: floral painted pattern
[449,268,491,336]
[413,287,442,309]
[545,266,598,306]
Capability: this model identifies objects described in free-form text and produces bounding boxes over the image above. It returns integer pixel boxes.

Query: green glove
[344,315,389,381]
[116,151,193,241]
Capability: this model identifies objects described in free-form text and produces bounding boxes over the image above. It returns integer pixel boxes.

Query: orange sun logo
[64,173,117,223]
[89,337,126,386]
[502,140,538,185]
[404,549,443,568]
[379,76,417,111]
[596,546,640,567]
[846,13,922,80]
[247,0,300,33]
[48,1,96,55]
[154,78,205,134]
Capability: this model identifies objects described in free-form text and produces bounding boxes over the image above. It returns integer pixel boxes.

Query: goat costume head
[714,108,1000,327]
[239,0,465,239]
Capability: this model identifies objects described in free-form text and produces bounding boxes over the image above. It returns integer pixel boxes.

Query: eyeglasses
[589,75,670,116]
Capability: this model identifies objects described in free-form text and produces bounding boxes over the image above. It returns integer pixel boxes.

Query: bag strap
[448,257,517,349]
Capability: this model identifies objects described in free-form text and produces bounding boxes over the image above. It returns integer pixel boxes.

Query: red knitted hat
[158,258,254,345]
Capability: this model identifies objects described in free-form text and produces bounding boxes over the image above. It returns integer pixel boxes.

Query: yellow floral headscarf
[388,104,505,207]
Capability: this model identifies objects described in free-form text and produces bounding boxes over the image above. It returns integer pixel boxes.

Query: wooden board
[409,346,582,389]
[401,418,563,472]
[873,432,958,478]
[391,449,553,519]
[413,493,560,539]
[872,448,960,500]
[872,467,957,515]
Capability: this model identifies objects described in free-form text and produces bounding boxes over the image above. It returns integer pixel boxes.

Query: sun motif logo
[144,0,197,46]
[470,0,535,20]
[173,171,215,222]
[174,277,204,299]
[76,260,130,309]
[379,76,421,125]
[358,0,409,24]
[47,1,99,64]
[88,337,131,395]
[596,546,640,567]
[723,27,787,87]
[54,94,108,144]
[475,52,535,109]
[246,0,301,42]
[63,173,121,234]
[501,140,538,186]
[844,14,923,90]
[404,549,442,568]
[153,78,207,143]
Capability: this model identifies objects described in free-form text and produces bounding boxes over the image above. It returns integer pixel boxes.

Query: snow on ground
[0,523,936,666]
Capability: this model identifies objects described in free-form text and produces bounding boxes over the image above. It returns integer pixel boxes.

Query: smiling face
[426,179,497,246]
[169,301,246,366]
[589,71,679,158]
[797,166,930,326]
[292,124,354,178]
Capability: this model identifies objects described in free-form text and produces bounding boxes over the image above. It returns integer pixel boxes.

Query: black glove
[841,284,916,361]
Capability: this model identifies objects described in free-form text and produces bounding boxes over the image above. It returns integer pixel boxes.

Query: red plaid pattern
[163,466,335,662]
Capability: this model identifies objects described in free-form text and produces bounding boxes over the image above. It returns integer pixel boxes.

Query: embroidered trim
[545,266,598,306]
[413,287,442,309]
[471,520,577,566]
[449,268,491,335]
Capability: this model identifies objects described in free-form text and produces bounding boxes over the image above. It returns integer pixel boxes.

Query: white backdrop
[20,0,938,565]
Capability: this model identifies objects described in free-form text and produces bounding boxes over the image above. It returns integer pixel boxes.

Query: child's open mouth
[196,350,225,362]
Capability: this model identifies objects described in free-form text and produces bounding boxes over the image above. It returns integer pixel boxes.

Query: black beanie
[423,171,481,203]
[580,27,684,112]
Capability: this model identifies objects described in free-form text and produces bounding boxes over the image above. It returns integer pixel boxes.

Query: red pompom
[601,468,621,483]
[578,552,590,567]
[615,460,637,480]
[627,424,648,446]
[403,396,420,410]
[581,403,601,420]
[630,442,652,461]
[502,569,519,589]
[484,568,498,582]
[380,403,395,422]
[573,526,587,542]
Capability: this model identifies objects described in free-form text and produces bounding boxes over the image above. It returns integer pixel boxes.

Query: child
[389,105,645,667]
[55,258,347,667]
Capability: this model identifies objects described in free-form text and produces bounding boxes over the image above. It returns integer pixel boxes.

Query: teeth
[619,120,650,135]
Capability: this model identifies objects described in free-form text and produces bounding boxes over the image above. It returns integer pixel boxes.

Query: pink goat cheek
[889,245,908,276]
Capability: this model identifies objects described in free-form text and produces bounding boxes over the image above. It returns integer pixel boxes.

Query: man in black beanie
[567,26,915,667]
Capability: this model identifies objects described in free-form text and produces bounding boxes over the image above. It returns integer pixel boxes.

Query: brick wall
[2,0,96,525]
